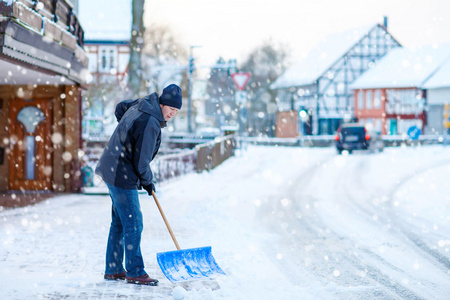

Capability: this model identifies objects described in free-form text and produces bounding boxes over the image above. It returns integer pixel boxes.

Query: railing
[240,135,335,147]
[382,134,450,146]
[151,150,196,183]
[81,135,237,189]
[0,0,84,47]
[239,134,450,147]
[151,135,236,182]
[195,135,236,172]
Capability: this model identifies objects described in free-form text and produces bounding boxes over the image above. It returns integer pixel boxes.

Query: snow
[172,285,187,299]
[351,43,450,89]
[77,0,131,41]
[270,24,377,89]
[422,58,450,89]
[1,145,450,299]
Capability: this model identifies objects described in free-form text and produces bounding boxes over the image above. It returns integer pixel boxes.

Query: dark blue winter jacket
[95,93,166,189]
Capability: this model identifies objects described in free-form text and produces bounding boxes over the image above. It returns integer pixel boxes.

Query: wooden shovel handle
[152,190,181,250]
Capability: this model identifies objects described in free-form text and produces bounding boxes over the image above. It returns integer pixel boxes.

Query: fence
[82,135,237,189]
[151,150,196,183]
[240,135,450,147]
[195,135,236,172]
[139,135,236,184]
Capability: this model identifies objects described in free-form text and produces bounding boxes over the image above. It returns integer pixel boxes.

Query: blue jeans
[105,183,146,277]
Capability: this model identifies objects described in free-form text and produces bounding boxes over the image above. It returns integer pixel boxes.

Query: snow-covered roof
[422,57,450,89]
[78,0,131,41]
[270,24,377,89]
[351,44,450,90]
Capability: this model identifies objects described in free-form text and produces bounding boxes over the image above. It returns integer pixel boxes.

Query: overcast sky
[145,0,450,66]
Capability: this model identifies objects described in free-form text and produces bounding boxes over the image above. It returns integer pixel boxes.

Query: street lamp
[187,45,201,133]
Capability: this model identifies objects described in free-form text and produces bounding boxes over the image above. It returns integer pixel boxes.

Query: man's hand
[143,183,155,195]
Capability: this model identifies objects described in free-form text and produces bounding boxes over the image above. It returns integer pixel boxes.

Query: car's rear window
[341,127,365,135]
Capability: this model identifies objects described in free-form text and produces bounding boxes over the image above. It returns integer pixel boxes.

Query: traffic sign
[235,91,247,105]
[231,72,251,91]
[407,125,421,140]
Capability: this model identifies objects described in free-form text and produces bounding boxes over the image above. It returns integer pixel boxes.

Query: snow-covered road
[1,145,450,299]
[259,146,450,299]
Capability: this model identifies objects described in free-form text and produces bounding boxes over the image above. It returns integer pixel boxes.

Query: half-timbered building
[271,20,401,135]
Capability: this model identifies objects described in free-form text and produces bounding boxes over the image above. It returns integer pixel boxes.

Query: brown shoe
[126,273,159,286]
[104,271,127,280]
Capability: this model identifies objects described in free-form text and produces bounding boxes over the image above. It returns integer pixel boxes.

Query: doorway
[8,98,52,191]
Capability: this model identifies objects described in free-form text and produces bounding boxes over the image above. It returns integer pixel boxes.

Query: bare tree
[142,23,188,92]
[240,40,291,136]
[143,23,187,62]
[128,0,146,96]
[240,40,290,93]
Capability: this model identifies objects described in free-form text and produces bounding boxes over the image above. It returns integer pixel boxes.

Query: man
[95,84,182,286]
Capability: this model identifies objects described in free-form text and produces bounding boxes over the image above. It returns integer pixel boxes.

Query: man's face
[160,104,179,121]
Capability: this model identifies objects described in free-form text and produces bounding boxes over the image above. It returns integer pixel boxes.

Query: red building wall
[354,88,426,135]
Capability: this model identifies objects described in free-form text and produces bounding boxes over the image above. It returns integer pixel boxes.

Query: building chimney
[383,16,388,29]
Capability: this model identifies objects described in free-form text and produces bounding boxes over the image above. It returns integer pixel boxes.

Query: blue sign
[407,126,421,140]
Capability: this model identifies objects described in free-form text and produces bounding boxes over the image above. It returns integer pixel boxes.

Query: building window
[358,90,364,109]
[386,89,418,114]
[375,118,382,132]
[110,49,115,70]
[374,89,381,109]
[101,49,107,70]
[366,90,373,110]
[17,106,45,180]
[99,47,117,72]
[87,53,97,72]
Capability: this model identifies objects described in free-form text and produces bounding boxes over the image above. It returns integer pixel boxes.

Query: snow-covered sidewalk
[0,146,327,300]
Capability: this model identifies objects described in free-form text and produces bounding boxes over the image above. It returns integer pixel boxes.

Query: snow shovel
[151,190,226,282]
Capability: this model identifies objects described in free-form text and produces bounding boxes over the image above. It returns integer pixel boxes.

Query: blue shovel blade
[157,246,226,282]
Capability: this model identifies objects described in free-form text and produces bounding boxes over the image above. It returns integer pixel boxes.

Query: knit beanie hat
[159,84,182,109]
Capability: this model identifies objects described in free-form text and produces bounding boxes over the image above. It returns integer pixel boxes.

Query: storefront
[0,0,88,193]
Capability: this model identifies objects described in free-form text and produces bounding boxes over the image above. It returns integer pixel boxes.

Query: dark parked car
[334,123,384,154]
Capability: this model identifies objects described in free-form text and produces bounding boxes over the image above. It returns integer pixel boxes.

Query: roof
[78,0,131,41]
[350,44,450,90]
[270,24,378,89]
[0,17,87,85]
[422,58,450,89]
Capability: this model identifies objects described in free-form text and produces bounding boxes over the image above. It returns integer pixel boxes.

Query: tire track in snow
[346,156,450,273]
[256,154,336,280]
[258,154,401,299]
[336,156,425,300]
[251,147,450,299]
[341,154,450,299]
[260,152,428,299]
[385,160,450,272]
